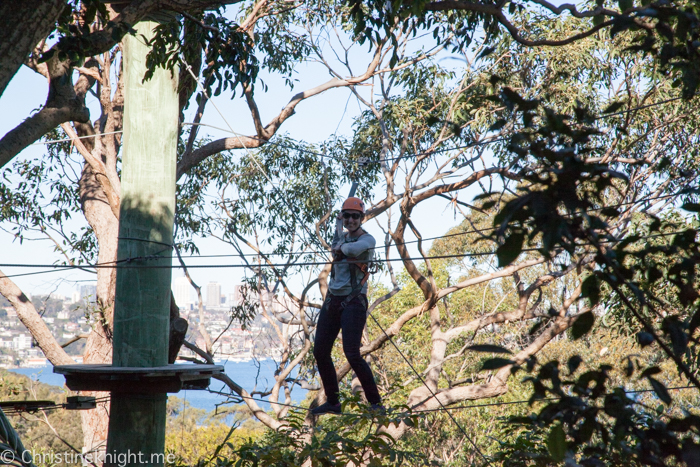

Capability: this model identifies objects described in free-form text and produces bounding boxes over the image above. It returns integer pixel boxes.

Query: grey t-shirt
[329,218,376,296]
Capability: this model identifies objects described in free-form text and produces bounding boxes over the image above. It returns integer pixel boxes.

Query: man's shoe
[369,403,386,415]
[311,402,342,415]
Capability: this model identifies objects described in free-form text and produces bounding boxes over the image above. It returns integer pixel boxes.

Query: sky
[0,15,480,302]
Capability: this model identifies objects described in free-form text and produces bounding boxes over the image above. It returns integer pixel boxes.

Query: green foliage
[250,3,320,88]
[0,128,96,264]
[479,93,624,263]
[9,2,700,465]
[347,0,493,67]
[164,398,263,467]
[38,0,132,67]
[176,134,357,270]
[495,357,700,465]
[348,0,700,98]
[0,372,83,466]
[478,55,700,464]
[609,0,700,97]
[232,398,427,466]
[146,11,259,97]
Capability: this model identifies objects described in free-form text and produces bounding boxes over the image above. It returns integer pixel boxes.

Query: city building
[172,276,192,308]
[79,284,97,303]
[230,284,244,306]
[12,334,32,350]
[0,280,293,368]
[206,282,222,309]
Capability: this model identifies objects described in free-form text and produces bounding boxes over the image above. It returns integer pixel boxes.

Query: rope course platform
[0,400,55,414]
[0,396,97,415]
[53,364,224,394]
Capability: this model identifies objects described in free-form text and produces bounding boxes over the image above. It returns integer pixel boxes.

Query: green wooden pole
[104,18,178,467]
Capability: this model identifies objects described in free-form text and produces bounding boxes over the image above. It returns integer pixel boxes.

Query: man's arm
[331,216,344,251]
[340,234,376,257]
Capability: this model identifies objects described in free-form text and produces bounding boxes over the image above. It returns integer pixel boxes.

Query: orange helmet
[342,197,365,213]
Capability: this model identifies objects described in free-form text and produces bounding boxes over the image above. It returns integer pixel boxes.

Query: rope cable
[31,96,690,153]
[3,383,697,416]
[150,190,681,260]
[182,62,332,262]
[0,228,690,277]
[31,130,123,146]
[366,311,493,464]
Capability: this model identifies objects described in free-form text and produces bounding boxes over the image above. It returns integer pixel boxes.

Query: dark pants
[313,293,382,405]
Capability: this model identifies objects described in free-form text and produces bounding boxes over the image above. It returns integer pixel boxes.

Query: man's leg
[341,296,382,405]
[313,296,343,405]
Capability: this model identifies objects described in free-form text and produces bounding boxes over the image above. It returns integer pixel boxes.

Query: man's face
[342,210,363,231]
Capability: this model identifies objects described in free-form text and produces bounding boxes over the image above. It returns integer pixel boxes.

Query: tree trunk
[0,0,65,97]
[79,158,119,460]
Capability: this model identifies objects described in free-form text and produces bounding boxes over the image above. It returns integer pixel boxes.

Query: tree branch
[61,123,121,219]
[0,0,65,96]
[0,271,74,365]
[183,340,285,430]
[0,56,89,169]
[424,1,622,47]
[177,44,385,178]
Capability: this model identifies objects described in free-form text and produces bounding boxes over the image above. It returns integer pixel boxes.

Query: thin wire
[174,224,497,258]
[407,384,700,414]
[187,91,690,161]
[0,189,680,279]
[0,191,679,280]
[31,130,123,146]
[0,252,512,274]
[32,97,689,159]
[0,247,175,278]
[181,121,506,163]
[0,228,689,276]
[198,383,700,421]
[206,388,304,410]
[169,191,679,260]
[207,382,700,418]
[5,382,696,416]
[182,62,332,262]
[592,97,684,120]
[0,251,579,272]
[0,267,81,279]
[366,312,492,465]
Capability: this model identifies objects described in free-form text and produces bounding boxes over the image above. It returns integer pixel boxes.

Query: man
[311,197,384,415]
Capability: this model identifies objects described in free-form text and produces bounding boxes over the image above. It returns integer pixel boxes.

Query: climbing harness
[331,243,378,310]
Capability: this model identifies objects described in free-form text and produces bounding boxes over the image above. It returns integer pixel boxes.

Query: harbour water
[9,359,309,413]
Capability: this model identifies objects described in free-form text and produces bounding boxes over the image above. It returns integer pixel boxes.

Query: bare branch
[0,271,74,365]
[423,1,632,47]
[61,123,121,219]
[0,57,89,168]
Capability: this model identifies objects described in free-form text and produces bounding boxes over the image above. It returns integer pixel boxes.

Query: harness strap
[330,249,344,280]
[331,232,372,309]
[340,259,371,309]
